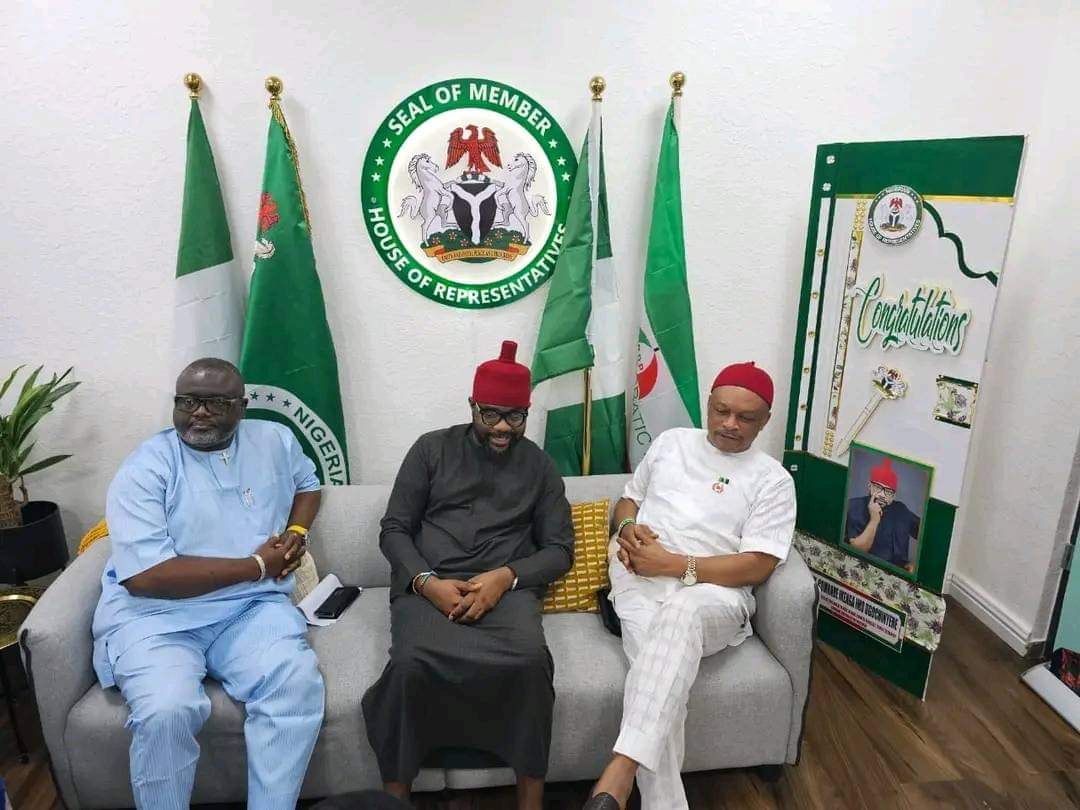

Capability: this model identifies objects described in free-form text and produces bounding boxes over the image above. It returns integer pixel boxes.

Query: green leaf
[14,366,43,411]
[14,409,49,449]
[15,442,35,471]
[19,454,72,476]
[0,366,24,402]
[9,383,50,429]
[39,380,80,409]
[8,389,53,447]
[1,366,79,479]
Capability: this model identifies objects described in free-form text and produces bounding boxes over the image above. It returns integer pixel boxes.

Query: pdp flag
[630,98,701,467]
[240,94,350,484]
[531,96,627,475]
[173,97,243,368]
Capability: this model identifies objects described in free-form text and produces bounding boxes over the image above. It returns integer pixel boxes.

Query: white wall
[946,9,1080,653]
[2,1,1077,648]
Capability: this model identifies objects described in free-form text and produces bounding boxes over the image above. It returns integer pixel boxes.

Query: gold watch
[680,555,698,586]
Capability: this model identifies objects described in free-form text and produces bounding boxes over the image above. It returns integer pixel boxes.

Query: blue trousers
[111,598,325,810]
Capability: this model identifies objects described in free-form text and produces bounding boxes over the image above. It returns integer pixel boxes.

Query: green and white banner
[629,99,701,467]
[784,135,1025,698]
[531,99,627,476]
[240,100,350,485]
[173,99,243,368]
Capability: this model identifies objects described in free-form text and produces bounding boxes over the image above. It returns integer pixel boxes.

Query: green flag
[629,99,701,467]
[532,101,627,475]
[240,101,350,485]
[173,99,242,368]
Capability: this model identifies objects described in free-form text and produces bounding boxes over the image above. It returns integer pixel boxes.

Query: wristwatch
[680,555,698,586]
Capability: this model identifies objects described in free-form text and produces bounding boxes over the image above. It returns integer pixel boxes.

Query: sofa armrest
[20,538,109,807]
[752,548,818,763]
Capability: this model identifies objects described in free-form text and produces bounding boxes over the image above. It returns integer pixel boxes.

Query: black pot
[0,501,70,584]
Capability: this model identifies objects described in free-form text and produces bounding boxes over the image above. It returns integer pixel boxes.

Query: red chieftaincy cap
[869,458,899,490]
[711,361,774,409]
[472,340,532,408]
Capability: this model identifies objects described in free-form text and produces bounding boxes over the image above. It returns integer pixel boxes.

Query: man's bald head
[176,358,244,398]
[173,358,247,450]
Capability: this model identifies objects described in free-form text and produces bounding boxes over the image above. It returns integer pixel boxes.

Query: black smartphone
[314,586,361,619]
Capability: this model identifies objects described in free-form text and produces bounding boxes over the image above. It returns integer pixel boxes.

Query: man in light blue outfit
[92,358,325,809]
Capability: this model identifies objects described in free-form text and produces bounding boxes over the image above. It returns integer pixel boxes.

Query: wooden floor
[3,598,1079,809]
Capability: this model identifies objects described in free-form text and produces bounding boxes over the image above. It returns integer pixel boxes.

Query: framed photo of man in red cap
[841,444,933,578]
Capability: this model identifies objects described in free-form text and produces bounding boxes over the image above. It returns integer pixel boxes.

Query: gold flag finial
[589,75,606,101]
[265,76,283,102]
[669,71,686,97]
[183,72,202,99]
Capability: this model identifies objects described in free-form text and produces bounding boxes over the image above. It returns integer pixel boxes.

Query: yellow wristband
[286,524,309,538]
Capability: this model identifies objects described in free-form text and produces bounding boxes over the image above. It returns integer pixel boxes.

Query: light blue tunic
[92,419,320,688]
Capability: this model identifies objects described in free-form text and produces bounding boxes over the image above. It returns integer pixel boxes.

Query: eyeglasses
[174,395,242,416]
[474,404,528,428]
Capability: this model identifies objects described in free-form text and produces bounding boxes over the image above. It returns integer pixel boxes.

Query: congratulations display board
[784,136,1025,697]
[362,78,576,309]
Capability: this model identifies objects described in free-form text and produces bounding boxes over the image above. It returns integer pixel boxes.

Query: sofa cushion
[543,498,611,614]
[311,486,393,589]
[445,609,794,789]
[538,612,793,784]
[63,590,445,807]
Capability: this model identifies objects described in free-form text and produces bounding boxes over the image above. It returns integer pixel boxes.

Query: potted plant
[0,366,80,583]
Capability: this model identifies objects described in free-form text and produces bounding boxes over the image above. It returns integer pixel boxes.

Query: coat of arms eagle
[446,125,502,175]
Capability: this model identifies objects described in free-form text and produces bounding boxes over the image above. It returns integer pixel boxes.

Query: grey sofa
[21,473,817,808]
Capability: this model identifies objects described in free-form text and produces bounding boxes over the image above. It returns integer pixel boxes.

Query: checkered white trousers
[612,581,753,810]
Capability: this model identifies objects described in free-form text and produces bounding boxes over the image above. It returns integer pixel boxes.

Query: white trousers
[611,577,753,810]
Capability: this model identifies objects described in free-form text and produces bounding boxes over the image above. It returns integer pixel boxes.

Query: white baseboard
[947,573,1041,655]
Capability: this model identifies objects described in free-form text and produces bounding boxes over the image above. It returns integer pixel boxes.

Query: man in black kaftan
[362,341,573,809]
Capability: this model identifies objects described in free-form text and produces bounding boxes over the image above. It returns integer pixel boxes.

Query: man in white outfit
[585,362,796,810]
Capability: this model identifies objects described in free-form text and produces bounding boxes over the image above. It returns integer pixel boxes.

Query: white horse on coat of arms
[494,153,550,244]
[398,153,455,243]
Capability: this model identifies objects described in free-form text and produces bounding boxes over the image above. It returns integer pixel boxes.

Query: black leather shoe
[583,793,621,810]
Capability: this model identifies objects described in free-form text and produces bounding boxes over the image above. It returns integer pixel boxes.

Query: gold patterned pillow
[543,499,611,614]
[77,518,109,555]
[290,552,320,605]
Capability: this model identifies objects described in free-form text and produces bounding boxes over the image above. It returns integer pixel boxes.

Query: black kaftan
[361,424,574,782]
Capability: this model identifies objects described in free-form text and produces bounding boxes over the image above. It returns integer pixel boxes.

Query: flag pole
[183,72,202,100]
[669,70,685,126]
[582,367,593,475]
[265,76,312,233]
[581,75,606,476]
[265,75,283,104]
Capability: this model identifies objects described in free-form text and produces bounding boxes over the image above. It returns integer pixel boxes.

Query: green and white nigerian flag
[240,100,350,485]
[174,99,243,368]
[531,99,627,476]
[629,98,701,467]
